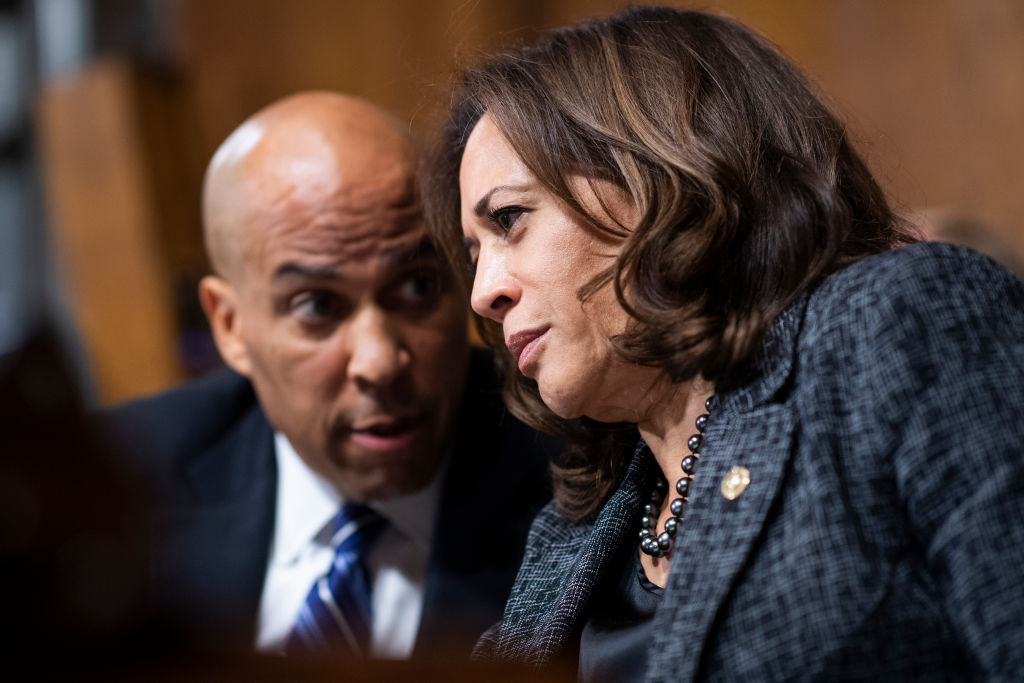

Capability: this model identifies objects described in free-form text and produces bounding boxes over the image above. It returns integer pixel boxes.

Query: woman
[425,7,1024,681]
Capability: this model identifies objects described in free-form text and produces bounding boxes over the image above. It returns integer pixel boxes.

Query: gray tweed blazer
[476,242,1024,681]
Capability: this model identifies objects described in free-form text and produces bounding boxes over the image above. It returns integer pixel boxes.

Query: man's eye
[463,238,479,273]
[291,291,342,324]
[385,271,443,309]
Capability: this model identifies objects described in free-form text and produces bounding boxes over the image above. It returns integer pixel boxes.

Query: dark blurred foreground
[0,328,571,681]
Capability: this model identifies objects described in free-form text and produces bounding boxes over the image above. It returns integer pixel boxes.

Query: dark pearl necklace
[639,395,713,558]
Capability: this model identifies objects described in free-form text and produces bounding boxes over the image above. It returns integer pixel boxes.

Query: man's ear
[199,275,252,377]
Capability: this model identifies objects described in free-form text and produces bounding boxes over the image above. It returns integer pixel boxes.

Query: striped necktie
[286,502,386,657]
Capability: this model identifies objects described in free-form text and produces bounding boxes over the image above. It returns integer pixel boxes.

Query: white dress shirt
[255,433,444,659]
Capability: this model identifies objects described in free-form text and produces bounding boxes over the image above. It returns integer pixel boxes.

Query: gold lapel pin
[720,466,751,500]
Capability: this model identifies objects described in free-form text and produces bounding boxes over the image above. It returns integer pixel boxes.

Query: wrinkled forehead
[239,160,428,279]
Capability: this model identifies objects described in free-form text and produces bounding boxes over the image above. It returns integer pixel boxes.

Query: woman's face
[460,114,658,422]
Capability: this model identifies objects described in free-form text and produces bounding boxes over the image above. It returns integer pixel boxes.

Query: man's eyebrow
[382,237,441,267]
[272,263,341,281]
[271,239,441,282]
[473,184,530,217]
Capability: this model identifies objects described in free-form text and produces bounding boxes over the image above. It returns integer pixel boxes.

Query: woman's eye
[488,205,525,233]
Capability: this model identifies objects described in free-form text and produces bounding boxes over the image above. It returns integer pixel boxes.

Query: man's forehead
[259,225,438,283]
[266,190,420,251]
[240,160,423,262]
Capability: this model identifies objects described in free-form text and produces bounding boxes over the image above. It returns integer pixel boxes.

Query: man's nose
[346,307,410,391]
[470,250,519,323]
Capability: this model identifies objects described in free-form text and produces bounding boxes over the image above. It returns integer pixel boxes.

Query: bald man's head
[197,92,469,501]
[202,91,417,281]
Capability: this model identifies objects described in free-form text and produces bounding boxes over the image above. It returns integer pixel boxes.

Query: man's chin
[340,471,434,502]
[327,445,442,501]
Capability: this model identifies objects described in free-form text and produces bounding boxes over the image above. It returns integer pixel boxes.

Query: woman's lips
[506,327,549,374]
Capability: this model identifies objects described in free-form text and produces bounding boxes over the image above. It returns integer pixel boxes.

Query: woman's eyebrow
[473,184,531,217]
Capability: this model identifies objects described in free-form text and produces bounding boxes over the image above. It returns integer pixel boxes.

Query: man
[108,92,553,659]
[914,207,1024,279]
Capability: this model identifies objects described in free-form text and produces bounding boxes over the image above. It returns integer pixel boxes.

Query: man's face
[228,158,469,501]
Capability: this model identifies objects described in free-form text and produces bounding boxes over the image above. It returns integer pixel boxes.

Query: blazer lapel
[648,403,796,682]
[497,444,654,666]
[647,298,808,682]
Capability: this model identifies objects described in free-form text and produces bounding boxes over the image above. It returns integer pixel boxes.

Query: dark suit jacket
[108,349,555,657]
[477,243,1024,680]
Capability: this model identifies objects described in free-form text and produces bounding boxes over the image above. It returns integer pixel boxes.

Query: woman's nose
[470,250,519,323]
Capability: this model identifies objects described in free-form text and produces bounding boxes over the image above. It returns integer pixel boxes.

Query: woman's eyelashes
[487,205,525,234]
[464,203,526,273]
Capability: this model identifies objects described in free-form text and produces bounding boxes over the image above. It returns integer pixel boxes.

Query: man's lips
[348,414,425,451]
[506,327,549,373]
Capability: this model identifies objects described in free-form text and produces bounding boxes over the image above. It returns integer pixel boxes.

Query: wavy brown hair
[423,6,914,521]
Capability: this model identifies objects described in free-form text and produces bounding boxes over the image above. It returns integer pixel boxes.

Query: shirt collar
[270,433,446,564]
[370,452,448,553]
[270,432,340,565]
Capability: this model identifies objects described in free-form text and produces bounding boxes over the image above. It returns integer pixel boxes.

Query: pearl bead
[676,477,691,497]
[670,497,686,516]
[639,394,714,558]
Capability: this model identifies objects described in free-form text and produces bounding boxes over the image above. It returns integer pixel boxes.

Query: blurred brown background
[8,0,1023,404]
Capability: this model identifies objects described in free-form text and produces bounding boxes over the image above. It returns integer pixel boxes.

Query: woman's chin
[538,384,587,421]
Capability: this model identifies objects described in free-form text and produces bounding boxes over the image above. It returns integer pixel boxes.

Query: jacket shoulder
[800,242,1024,365]
[811,241,1023,322]
[793,248,1024,677]
[800,241,1024,408]
[102,369,266,480]
[110,368,256,424]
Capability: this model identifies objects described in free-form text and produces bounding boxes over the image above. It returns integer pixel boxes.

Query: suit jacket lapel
[647,298,808,682]
[648,404,796,682]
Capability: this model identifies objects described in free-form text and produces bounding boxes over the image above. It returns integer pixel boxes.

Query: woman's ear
[198,275,252,377]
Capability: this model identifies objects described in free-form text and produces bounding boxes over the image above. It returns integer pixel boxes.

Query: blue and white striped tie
[286,502,386,657]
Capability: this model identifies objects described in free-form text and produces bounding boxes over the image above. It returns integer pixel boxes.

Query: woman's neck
[635,376,714,587]
[636,378,713,477]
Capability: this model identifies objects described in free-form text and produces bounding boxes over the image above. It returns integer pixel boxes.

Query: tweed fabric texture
[477,243,1024,681]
